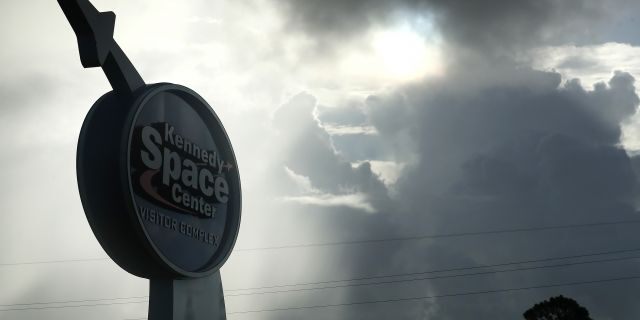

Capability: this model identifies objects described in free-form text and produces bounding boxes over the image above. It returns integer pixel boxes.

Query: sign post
[58,1,241,319]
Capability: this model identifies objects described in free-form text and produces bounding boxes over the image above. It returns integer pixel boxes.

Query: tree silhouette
[523,295,593,320]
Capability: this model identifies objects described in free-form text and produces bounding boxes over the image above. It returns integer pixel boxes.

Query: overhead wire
[116,274,640,318]
[225,246,640,292]
[0,299,149,312]
[226,255,640,296]
[234,219,640,251]
[3,219,640,313]
[227,275,640,315]
[0,296,149,308]
[2,249,640,311]
[5,272,638,313]
[3,219,640,267]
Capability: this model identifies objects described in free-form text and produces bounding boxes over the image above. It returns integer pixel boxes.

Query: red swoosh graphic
[139,169,191,213]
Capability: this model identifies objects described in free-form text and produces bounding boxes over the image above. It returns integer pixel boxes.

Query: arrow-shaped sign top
[58,0,145,95]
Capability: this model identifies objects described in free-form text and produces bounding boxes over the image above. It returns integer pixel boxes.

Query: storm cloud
[275,0,614,55]
[276,64,640,319]
[259,1,640,318]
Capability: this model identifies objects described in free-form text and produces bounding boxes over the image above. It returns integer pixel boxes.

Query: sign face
[127,84,241,276]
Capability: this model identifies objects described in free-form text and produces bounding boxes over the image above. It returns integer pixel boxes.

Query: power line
[0,257,108,267]
[227,275,640,315]
[233,219,640,251]
[6,274,640,313]
[225,247,640,292]
[3,219,640,267]
[0,295,149,307]
[3,249,639,311]
[226,255,640,296]
[123,271,640,320]
[0,299,148,312]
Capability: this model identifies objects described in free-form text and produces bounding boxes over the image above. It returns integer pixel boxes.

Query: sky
[3,0,640,319]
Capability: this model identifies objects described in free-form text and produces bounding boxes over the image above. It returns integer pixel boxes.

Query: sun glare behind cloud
[372,27,440,80]
[336,23,443,88]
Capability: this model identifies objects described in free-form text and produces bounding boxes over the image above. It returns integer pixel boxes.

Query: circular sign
[127,84,241,276]
[77,83,241,278]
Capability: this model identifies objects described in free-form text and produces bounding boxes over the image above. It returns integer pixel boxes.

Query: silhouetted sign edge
[76,83,242,279]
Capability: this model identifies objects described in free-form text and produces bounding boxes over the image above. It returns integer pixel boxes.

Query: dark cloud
[365,69,638,194]
[270,67,640,319]
[275,0,412,39]
[600,2,640,46]
[275,0,612,55]
[457,133,636,203]
[359,69,640,318]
